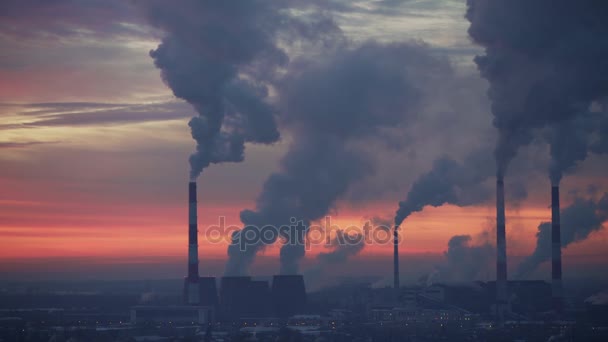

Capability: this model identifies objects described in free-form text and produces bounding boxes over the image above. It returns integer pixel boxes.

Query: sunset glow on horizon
[1,0,607,285]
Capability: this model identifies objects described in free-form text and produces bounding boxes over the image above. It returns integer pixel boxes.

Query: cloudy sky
[1,0,606,287]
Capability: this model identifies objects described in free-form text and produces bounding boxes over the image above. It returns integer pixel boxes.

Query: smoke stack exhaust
[394,225,400,295]
[551,185,563,313]
[184,181,200,304]
[496,178,508,321]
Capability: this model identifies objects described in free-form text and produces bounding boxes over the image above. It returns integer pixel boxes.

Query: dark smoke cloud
[438,234,494,283]
[305,222,393,289]
[466,0,608,178]
[547,117,595,186]
[307,229,366,287]
[394,149,493,227]
[368,216,392,232]
[225,41,453,275]
[144,0,338,179]
[546,99,608,185]
[516,193,608,278]
[317,230,366,265]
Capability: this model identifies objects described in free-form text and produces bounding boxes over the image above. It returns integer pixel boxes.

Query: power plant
[175,177,574,329]
[183,182,307,319]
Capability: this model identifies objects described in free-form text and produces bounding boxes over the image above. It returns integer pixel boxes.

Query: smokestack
[551,185,563,313]
[394,225,400,294]
[184,181,200,304]
[496,178,508,321]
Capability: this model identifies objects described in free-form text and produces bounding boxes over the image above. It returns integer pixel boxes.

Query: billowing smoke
[225,41,453,275]
[394,150,493,227]
[439,234,494,283]
[143,1,336,179]
[516,193,608,278]
[419,232,494,285]
[368,216,392,232]
[547,117,594,185]
[305,229,366,289]
[547,99,608,185]
[316,229,366,269]
[466,0,608,178]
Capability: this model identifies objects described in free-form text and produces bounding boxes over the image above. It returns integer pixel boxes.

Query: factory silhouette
[154,176,567,327]
[3,0,608,341]
[148,181,308,323]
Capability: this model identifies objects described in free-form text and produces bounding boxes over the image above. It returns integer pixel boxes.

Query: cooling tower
[248,280,271,317]
[271,275,307,318]
[184,181,200,305]
[220,276,252,319]
[198,277,219,308]
[551,186,563,313]
[496,178,508,321]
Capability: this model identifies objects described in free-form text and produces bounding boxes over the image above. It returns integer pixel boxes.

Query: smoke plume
[318,230,365,263]
[516,193,608,278]
[225,41,453,275]
[439,234,494,283]
[394,149,493,227]
[547,99,608,185]
[144,1,337,179]
[466,0,608,178]
[547,117,594,185]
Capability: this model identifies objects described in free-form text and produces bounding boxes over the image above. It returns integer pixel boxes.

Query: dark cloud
[516,193,608,278]
[144,0,340,180]
[547,116,595,185]
[225,41,452,276]
[466,0,608,179]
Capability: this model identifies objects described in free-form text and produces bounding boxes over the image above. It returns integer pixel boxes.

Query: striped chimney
[184,181,200,304]
[551,185,563,313]
[496,178,508,320]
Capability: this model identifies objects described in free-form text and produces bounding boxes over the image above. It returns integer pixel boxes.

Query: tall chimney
[184,181,200,304]
[551,185,563,313]
[393,225,400,295]
[496,178,508,321]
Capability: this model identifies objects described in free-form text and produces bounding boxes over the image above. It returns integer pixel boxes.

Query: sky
[1,0,607,287]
